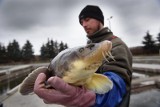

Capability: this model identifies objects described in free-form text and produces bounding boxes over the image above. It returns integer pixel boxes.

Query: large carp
[19,40,114,95]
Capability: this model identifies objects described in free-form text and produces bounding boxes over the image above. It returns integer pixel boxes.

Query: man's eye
[79,48,84,53]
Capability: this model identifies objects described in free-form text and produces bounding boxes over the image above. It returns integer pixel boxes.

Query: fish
[19,40,114,95]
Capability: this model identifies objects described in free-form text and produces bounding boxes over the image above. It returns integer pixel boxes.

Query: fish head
[71,40,112,72]
[49,40,112,78]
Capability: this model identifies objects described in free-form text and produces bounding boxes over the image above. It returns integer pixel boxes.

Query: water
[0,65,33,96]
[0,75,27,95]
[130,89,160,107]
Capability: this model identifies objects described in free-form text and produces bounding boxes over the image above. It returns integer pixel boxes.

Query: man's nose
[81,21,87,27]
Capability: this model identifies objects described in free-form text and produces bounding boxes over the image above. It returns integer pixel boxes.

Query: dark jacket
[87,27,133,107]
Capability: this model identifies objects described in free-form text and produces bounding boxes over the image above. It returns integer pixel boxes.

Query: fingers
[47,76,76,95]
[34,73,48,98]
[34,73,46,88]
[34,73,66,102]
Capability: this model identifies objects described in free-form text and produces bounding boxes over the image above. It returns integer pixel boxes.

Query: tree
[59,41,68,52]
[53,40,59,54]
[21,40,34,61]
[142,31,157,54]
[48,39,56,58]
[46,39,55,58]
[64,43,68,49]
[40,44,47,59]
[40,39,69,60]
[7,39,21,61]
[157,32,160,54]
[59,41,65,52]
[0,43,7,63]
[157,32,160,48]
[40,39,57,59]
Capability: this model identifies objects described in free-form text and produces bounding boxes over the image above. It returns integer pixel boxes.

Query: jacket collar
[87,27,113,43]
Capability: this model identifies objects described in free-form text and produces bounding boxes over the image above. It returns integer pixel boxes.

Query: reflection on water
[130,89,160,107]
[0,75,26,95]
[0,65,33,96]
[132,72,149,79]
[0,67,11,71]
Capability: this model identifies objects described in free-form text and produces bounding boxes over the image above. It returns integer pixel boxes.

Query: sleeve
[92,71,126,107]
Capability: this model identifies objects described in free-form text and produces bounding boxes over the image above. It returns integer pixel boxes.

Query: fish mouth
[84,40,114,64]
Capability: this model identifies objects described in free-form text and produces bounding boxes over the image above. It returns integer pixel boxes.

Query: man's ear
[99,22,104,29]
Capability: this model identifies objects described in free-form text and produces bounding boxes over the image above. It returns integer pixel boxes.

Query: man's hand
[34,73,96,107]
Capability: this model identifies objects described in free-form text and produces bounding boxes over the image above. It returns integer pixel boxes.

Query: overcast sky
[0,0,160,55]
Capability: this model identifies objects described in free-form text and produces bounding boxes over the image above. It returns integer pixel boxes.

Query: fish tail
[19,66,48,95]
[84,73,113,94]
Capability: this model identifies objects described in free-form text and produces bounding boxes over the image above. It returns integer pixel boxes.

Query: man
[34,5,133,107]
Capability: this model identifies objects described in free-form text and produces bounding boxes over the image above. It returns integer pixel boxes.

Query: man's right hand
[34,73,96,107]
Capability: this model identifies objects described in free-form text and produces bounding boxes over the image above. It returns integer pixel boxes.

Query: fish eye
[86,43,95,50]
[79,47,84,53]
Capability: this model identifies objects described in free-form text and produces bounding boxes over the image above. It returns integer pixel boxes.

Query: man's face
[80,17,101,36]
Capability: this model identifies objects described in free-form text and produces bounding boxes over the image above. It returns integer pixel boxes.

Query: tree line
[130,31,160,55]
[0,31,160,64]
[0,39,68,64]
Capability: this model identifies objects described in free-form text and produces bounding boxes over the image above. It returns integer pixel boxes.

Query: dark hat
[79,5,104,25]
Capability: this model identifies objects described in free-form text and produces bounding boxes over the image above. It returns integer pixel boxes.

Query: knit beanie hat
[79,5,104,25]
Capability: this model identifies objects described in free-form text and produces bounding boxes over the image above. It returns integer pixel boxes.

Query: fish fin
[19,66,48,95]
[85,73,113,94]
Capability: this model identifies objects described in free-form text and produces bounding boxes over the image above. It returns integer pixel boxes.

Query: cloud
[0,0,79,30]
[1,0,159,31]
[0,0,160,54]
[102,0,160,46]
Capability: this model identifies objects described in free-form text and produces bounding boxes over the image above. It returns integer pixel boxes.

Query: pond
[130,89,160,107]
[0,75,27,95]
